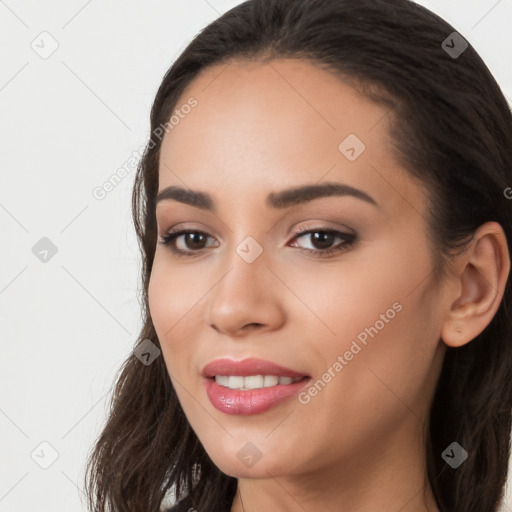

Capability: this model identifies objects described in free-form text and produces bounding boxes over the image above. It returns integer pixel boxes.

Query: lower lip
[204,376,311,415]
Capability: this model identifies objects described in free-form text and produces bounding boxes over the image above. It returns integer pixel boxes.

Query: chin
[204,443,297,479]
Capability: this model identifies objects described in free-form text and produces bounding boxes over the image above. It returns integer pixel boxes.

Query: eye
[288,227,357,257]
[158,229,218,257]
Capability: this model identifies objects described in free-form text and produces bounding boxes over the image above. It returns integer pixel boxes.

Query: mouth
[201,357,311,415]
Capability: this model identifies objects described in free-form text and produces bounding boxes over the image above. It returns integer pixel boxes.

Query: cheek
[147,255,215,392]
[147,260,194,365]
[148,256,201,333]
[288,242,439,410]
[147,263,172,335]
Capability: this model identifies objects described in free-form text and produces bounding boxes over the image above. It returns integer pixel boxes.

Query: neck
[230,415,439,512]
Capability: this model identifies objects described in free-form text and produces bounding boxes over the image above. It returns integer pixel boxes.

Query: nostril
[246,323,263,329]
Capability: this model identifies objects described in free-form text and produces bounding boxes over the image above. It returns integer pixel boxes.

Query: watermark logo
[31,441,59,469]
[149,96,199,147]
[236,236,263,263]
[237,441,263,468]
[31,31,59,59]
[441,32,468,59]
[133,339,161,366]
[92,97,198,201]
[339,133,366,161]
[32,237,58,263]
[298,301,403,405]
[442,441,468,469]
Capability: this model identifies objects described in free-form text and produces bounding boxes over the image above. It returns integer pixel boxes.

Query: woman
[84,1,512,511]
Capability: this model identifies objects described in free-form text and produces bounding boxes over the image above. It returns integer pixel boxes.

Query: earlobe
[441,221,510,348]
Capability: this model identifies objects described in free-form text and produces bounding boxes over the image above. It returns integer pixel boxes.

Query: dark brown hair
[84,1,512,510]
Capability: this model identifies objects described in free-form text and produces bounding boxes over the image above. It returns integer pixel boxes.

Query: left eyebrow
[155,181,379,212]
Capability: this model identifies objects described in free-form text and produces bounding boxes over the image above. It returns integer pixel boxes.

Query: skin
[148,59,510,512]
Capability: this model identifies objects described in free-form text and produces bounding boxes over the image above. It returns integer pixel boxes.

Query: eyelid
[161,222,354,243]
[163,222,222,239]
[290,222,356,237]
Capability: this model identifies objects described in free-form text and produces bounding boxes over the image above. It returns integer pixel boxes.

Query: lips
[204,376,311,415]
[201,357,309,379]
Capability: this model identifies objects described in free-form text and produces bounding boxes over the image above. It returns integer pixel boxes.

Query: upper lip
[202,357,309,378]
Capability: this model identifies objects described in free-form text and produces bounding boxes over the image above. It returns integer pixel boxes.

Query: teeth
[264,375,279,387]
[214,374,303,390]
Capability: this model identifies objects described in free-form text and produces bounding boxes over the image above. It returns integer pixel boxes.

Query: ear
[441,221,510,348]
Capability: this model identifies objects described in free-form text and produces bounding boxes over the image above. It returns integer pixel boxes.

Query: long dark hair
[84,1,512,510]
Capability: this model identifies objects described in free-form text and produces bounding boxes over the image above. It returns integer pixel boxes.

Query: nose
[205,246,286,338]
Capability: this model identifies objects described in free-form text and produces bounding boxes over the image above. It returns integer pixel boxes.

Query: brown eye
[159,230,218,257]
[308,231,336,250]
[289,228,357,257]
[180,232,208,250]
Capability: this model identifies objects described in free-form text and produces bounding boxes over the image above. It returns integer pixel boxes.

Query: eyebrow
[155,182,378,212]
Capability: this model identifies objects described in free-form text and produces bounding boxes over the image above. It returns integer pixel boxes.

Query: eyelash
[158,226,357,258]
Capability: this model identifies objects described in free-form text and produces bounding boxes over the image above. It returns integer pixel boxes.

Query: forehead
[157,58,424,214]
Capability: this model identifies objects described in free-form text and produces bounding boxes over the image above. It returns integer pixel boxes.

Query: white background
[1,1,511,510]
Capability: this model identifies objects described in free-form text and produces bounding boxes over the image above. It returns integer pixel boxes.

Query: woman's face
[148,59,448,480]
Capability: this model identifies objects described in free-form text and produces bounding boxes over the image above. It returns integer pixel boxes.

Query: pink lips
[202,357,311,416]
